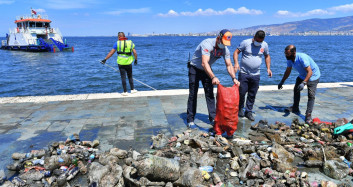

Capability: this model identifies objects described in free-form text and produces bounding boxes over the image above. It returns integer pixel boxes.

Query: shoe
[208,128,215,136]
[305,113,312,124]
[121,92,129,96]
[187,122,197,129]
[131,89,138,94]
[238,109,245,117]
[284,106,300,113]
[245,111,255,121]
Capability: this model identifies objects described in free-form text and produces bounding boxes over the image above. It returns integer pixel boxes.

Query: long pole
[102,62,158,91]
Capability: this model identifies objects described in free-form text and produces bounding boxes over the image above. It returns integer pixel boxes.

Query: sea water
[0,36,352,97]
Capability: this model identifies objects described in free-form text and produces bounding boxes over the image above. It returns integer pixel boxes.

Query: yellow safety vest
[116,40,135,65]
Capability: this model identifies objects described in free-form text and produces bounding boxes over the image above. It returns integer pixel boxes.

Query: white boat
[1,9,73,52]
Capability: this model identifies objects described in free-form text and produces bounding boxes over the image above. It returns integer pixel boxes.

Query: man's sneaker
[208,128,216,136]
[284,106,300,114]
[121,92,129,96]
[210,119,215,126]
[238,109,245,117]
[245,111,255,121]
[305,113,312,124]
[131,89,138,94]
[187,122,197,129]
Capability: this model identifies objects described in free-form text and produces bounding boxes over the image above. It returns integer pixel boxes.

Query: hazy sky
[1,0,353,36]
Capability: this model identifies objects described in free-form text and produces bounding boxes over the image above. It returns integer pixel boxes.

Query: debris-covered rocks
[1,118,353,186]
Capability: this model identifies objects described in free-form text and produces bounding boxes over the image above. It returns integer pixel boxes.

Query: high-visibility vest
[116,40,135,65]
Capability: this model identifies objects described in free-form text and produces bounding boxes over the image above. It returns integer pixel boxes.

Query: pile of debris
[1,118,353,186]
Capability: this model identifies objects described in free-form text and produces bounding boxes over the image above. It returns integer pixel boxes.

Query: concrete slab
[0,82,352,177]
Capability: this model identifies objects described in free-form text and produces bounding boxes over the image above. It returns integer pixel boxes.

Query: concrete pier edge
[1,82,352,104]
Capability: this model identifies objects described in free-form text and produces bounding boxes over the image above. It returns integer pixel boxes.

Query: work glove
[100,59,106,65]
[278,81,284,90]
[298,82,305,91]
[134,59,137,65]
[334,123,353,135]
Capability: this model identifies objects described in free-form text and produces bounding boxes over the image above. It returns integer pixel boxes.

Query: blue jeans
[187,65,215,123]
[238,73,260,113]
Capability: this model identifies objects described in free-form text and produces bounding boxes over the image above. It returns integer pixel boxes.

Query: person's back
[116,39,135,65]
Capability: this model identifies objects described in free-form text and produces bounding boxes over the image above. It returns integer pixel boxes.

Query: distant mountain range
[225,15,353,35]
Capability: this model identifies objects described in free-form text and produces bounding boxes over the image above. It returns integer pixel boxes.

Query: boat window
[17,23,21,28]
[44,23,50,28]
[36,22,43,27]
[29,22,35,28]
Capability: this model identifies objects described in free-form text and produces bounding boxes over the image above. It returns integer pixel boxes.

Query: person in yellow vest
[101,32,138,96]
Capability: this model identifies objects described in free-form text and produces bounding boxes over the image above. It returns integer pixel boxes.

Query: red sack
[214,84,239,136]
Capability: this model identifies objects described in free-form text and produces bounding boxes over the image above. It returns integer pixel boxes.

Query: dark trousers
[238,73,260,113]
[293,76,319,115]
[187,65,215,123]
[118,64,134,92]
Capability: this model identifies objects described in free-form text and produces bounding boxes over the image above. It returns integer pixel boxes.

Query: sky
[1,0,353,36]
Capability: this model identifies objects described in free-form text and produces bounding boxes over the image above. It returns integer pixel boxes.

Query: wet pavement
[0,82,352,176]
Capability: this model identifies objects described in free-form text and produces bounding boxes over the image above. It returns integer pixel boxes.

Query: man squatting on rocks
[186,29,240,129]
[101,32,138,96]
[233,30,272,121]
[278,45,321,123]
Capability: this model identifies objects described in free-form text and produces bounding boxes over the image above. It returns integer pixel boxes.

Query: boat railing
[16,14,49,20]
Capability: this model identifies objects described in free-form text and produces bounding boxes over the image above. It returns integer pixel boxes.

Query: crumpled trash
[134,154,180,182]
[323,160,349,179]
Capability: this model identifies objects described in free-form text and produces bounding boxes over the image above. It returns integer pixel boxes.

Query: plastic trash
[340,156,351,168]
[323,160,349,179]
[135,154,180,182]
[212,172,222,185]
[199,166,213,173]
[176,168,203,187]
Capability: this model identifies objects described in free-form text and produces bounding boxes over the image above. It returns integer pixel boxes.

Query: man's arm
[233,49,241,74]
[201,55,220,85]
[265,54,272,77]
[132,48,137,60]
[303,66,313,83]
[225,58,240,85]
[281,67,292,83]
[278,67,292,90]
[104,49,117,60]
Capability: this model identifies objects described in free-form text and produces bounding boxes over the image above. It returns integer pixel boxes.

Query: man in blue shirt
[187,29,240,129]
[278,45,321,123]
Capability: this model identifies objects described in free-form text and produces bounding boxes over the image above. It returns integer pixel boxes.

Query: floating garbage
[2,117,353,186]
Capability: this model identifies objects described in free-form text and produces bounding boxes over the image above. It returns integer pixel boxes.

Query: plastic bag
[214,84,239,136]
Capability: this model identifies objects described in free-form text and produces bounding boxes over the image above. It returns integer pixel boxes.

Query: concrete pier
[0,82,352,175]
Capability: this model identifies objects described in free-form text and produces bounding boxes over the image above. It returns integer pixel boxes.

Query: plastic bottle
[88,154,95,163]
[78,161,87,174]
[340,156,351,168]
[199,166,213,173]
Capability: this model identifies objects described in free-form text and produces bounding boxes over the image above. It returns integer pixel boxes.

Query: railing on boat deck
[8,27,59,34]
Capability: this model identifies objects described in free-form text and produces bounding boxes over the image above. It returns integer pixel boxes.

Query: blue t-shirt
[238,38,269,76]
[190,38,230,70]
[287,52,320,81]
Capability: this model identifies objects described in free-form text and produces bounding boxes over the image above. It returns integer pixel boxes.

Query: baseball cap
[219,29,232,46]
